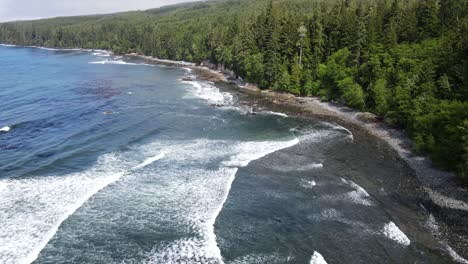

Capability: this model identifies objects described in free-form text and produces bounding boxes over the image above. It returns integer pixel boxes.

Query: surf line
[23,173,123,264]
[23,153,165,264]
[132,153,165,170]
[212,138,301,263]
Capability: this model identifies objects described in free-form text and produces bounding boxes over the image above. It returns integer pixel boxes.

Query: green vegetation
[0,0,467,182]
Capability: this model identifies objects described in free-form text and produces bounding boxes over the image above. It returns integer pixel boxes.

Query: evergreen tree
[417,0,440,39]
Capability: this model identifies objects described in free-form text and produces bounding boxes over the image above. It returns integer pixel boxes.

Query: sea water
[0,45,456,263]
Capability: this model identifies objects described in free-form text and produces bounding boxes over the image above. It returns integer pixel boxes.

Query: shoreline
[128,52,467,193]
[128,54,468,261]
[2,44,466,260]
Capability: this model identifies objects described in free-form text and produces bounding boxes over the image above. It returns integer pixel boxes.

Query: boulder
[356,112,379,123]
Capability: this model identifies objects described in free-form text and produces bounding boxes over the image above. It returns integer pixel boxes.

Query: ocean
[0,45,454,263]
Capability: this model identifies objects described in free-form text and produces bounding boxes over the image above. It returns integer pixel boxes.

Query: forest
[0,0,467,182]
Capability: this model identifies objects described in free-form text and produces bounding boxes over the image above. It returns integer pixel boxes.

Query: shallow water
[0,45,453,263]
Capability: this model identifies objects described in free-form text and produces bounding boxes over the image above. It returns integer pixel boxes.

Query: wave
[133,153,165,170]
[445,245,468,264]
[424,187,468,211]
[261,111,289,118]
[301,180,317,189]
[89,60,154,66]
[148,58,195,67]
[427,214,468,264]
[26,46,84,51]
[0,44,111,54]
[222,138,299,167]
[144,137,300,263]
[27,46,104,52]
[229,253,289,264]
[0,128,300,263]
[92,53,111,57]
[310,251,328,264]
[381,222,411,246]
[0,126,11,132]
[319,178,373,206]
[0,153,128,264]
[92,50,112,57]
[343,179,373,206]
[326,123,354,141]
[0,182,6,192]
[278,163,324,172]
[182,80,233,106]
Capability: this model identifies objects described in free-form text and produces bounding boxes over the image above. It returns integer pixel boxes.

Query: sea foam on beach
[381,222,411,246]
[310,251,328,264]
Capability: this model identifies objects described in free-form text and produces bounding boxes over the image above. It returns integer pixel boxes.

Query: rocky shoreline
[2,43,465,262]
[129,53,468,262]
[229,86,468,262]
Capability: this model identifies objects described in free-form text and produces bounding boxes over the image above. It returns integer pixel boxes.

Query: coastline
[128,53,468,261]
[1,44,466,261]
[128,51,467,193]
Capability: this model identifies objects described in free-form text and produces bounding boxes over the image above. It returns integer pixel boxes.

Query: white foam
[94,53,111,57]
[327,123,354,141]
[0,44,16,47]
[133,153,165,170]
[282,163,323,172]
[183,67,193,73]
[144,137,300,263]
[262,111,289,118]
[340,179,373,206]
[146,166,238,264]
[317,209,342,219]
[427,215,468,264]
[151,58,195,67]
[0,182,6,192]
[424,188,468,211]
[28,46,83,51]
[0,153,127,264]
[381,222,411,246]
[301,180,317,189]
[206,167,238,260]
[92,51,111,57]
[310,251,327,264]
[0,128,300,263]
[0,126,10,132]
[183,80,233,105]
[89,60,154,67]
[426,214,441,236]
[222,138,299,167]
[229,253,288,264]
[446,245,468,264]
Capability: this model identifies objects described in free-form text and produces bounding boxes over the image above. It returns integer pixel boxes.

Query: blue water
[0,45,455,264]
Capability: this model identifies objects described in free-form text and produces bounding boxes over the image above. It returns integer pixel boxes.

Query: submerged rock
[182,77,195,81]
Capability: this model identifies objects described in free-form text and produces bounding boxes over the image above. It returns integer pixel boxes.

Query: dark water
[0,45,453,263]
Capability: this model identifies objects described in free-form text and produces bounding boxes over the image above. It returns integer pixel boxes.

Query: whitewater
[0,44,462,264]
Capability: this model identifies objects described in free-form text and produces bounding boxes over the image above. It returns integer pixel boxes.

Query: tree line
[0,0,467,183]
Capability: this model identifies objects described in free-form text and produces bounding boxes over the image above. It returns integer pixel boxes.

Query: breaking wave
[0,153,129,264]
[89,60,154,66]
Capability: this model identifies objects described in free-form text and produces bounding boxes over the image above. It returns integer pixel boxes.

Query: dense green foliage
[0,0,467,182]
